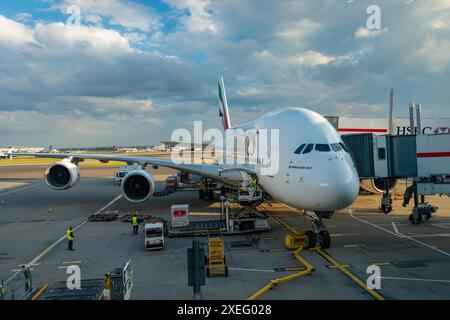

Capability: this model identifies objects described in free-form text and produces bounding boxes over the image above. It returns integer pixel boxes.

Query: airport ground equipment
[144,222,164,250]
[342,131,450,222]
[165,175,178,191]
[187,238,206,300]
[171,204,189,228]
[109,260,134,300]
[88,212,119,222]
[205,235,228,277]
[0,265,33,300]
[285,232,316,250]
[168,199,270,237]
[33,260,134,300]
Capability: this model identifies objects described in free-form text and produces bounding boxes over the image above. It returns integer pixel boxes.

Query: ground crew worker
[67,226,75,251]
[251,177,258,188]
[132,214,140,235]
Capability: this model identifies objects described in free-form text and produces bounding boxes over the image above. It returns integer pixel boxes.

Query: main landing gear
[303,211,332,249]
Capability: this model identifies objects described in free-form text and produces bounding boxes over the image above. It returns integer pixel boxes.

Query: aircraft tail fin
[218,76,232,130]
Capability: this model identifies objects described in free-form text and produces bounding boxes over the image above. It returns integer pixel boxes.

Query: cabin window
[330,143,343,152]
[294,144,306,154]
[315,144,331,152]
[302,144,314,154]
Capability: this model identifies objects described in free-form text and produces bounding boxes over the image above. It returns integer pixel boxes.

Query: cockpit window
[330,143,343,152]
[302,144,314,154]
[294,144,306,154]
[339,142,349,153]
[315,144,331,152]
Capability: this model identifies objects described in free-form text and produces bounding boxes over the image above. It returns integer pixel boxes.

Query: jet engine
[360,178,399,194]
[121,170,155,203]
[45,159,80,190]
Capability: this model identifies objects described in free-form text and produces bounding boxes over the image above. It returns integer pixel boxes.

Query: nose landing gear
[304,211,332,249]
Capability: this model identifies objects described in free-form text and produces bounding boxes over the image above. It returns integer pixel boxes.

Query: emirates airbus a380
[15,77,360,248]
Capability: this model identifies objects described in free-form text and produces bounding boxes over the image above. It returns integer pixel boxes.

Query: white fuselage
[218,108,360,212]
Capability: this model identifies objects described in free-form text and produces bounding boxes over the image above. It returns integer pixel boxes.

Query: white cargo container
[171,204,189,228]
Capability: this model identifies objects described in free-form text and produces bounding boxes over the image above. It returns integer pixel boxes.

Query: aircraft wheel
[319,230,331,249]
[304,231,316,249]
[224,266,229,277]
[409,213,422,225]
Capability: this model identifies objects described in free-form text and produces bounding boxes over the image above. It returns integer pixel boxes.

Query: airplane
[13,77,360,248]
[0,147,20,159]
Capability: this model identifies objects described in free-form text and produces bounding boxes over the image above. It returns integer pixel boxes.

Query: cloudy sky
[0,0,449,147]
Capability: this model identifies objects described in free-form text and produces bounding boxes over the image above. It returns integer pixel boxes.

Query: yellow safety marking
[11,268,34,272]
[31,283,48,300]
[62,261,83,264]
[315,248,385,301]
[270,215,299,234]
[268,207,386,301]
[247,213,315,300]
[189,212,221,216]
[268,248,287,252]
[255,237,278,240]
[327,265,350,269]
[343,244,360,248]
[57,266,78,269]
[247,245,314,300]
[283,267,306,271]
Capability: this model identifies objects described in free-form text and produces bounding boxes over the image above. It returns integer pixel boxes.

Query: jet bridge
[342,132,450,222]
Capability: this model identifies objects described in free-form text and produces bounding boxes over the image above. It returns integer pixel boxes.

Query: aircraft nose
[317,163,359,210]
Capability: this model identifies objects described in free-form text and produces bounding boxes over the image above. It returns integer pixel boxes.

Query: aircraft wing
[14,152,254,183]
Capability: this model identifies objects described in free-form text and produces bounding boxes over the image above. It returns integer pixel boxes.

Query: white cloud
[354,27,387,39]
[415,37,450,74]
[34,22,132,53]
[0,15,36,46]
[55,0,160,32]
[164,0,216,32]
[277,19,321,39]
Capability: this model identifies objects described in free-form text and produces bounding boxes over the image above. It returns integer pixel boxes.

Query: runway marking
[0,182,43,198]
[343,244,360,248]
[62,261,83,264]
[228,267,276,273]
[371,262,392,267]
[391,222,403,237]
[381,276,450,284]
[349,210,450,258]
[407,233,450,238]
[26,194,123,267]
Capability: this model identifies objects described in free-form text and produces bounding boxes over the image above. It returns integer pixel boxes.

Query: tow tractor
[144,222,164,250]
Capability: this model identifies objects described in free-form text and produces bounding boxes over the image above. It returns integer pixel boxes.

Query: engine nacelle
[45,159,80,190]
[360,178,399,194]
[121,170,155,203]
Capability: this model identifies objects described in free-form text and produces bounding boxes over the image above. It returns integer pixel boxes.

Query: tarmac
[0,163,450,300]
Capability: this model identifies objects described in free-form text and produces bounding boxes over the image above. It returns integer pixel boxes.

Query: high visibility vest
[67,229,74,241]
[132,216,138,226]
[251,179,257,187]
